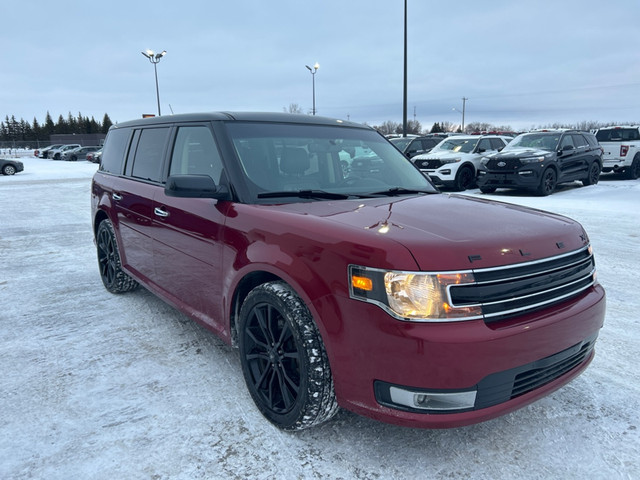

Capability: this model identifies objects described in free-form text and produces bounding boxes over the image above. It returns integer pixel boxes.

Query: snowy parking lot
[1,157,639,479]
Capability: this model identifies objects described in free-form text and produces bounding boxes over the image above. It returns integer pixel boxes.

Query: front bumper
[321,284,605,428]
[477,166,543,190]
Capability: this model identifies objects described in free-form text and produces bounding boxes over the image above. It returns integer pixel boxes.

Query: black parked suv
[389,134,450,158]
[477,130,603,196]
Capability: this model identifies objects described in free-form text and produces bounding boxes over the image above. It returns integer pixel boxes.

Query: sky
[2,0,640,131]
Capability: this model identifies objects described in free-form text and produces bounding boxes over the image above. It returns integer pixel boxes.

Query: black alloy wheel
[454,165,475,191]
[582,162,601,186]
[96,220,138,293]
[537,168,557,196]
[238,281,338,430]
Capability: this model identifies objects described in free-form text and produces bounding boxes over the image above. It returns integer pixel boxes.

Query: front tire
[453,165,475,191]
[238,281,338,431]
[2,164,16,175]
[537,167,557,196]
[96,219,138,293]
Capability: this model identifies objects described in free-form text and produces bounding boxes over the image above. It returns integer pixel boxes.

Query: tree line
[0,112,114,144]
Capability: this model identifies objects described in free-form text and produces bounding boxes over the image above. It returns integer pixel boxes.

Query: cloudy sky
[2,0,640,131]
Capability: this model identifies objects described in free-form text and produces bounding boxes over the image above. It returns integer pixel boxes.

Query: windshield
[389,137,412,150]
[225,122,438,203]
[505,133,561,151]
[431,137,478,154]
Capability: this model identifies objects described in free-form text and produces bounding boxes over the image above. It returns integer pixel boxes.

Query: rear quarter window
[100,127,132,174]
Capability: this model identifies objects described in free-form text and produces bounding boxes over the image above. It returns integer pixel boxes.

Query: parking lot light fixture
[305,63,319,115]
[141,49,167,116]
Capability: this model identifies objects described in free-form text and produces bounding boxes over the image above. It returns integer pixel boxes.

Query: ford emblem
[497,161,506,167]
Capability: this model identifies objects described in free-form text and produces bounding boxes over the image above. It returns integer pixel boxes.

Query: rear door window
[130,127,170,182]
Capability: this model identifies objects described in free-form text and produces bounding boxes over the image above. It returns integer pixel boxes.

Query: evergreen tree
[44,112,55,137]
[32,117,42,140]
[55,114,67,134]
[102,113,113,133]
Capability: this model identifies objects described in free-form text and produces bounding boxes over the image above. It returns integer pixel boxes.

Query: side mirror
[165,174,229,199]
[561,145,575,153]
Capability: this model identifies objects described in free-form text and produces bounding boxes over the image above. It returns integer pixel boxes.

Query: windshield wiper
[257,189,351,200]
[367,187,435,196]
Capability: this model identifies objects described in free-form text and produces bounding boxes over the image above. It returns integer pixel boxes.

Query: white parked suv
[595,126,640,179]
[411,135,511,191]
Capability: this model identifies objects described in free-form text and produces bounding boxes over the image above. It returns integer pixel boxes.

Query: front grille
[450,246,596,323]
[414,158,442,169]
[485,157,522,170]
[474,334,597,409]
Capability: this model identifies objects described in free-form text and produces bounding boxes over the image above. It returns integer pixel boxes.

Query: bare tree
[284,103,304,114]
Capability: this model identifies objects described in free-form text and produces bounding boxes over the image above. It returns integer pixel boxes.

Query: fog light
[389,386,477,411]
[518,170,533,176]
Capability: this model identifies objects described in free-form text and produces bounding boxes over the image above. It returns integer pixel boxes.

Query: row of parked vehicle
[390,126,640,196]
[35,144,102,163]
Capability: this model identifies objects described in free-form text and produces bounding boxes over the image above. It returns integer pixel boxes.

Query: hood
[271,194,588,271]
[489,147,552,159]
[420,149,475,160]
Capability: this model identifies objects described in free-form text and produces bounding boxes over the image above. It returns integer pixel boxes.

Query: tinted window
[490,138,506,150]
[477,139,493,152]
[131,127,170,182]
[571,134,588,148]
[169,126,224,183]
[100,127,131,174]
[596,128,640,142]
[560,135,575,149]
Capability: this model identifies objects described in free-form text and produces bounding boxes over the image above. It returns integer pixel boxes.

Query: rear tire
[537,168,557,196]
[626,155,640,180]
[2,164,16,175]
[582,161,601,186]
[238,281,338,430]
[96,219,138,293]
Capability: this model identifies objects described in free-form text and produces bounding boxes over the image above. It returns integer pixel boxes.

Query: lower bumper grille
[475,334,597,409]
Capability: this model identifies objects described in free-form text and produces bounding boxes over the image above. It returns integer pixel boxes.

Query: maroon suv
[91,112,605,430]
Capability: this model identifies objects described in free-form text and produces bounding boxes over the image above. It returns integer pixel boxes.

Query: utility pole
[461,97,468,132]
[402,0,408,137]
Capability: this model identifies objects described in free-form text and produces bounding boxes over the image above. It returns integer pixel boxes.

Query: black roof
[110,112,368,130]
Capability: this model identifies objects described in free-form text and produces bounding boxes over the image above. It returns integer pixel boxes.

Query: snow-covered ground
[1,156,638,480]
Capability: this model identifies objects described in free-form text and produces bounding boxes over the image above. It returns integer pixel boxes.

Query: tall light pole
[402,0,408,137]
[452,97,468,132]
[305,63,319,115]
[141,49,166,116]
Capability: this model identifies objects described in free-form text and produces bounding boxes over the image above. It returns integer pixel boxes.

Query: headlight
[520,155,549,164]
[349,265,482,322]
[480,157,490,166]
[441,157,461,164]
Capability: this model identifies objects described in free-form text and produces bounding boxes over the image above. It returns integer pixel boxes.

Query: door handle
[112,192,122,201]
[154,207,170,218]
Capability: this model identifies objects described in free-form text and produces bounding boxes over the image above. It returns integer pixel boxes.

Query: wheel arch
[227,259,343,353]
